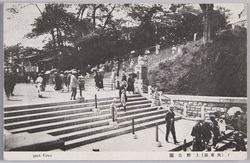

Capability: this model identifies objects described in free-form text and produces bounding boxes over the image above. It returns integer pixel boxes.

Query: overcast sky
[4,3,246,49]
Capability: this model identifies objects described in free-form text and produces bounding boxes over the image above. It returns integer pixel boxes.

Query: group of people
[109,71,138,122]
[110,60,136,92]
[31,55,137,99]
[34,70,85,100]
[191,115,222,151]
[191,111,246,151]
[137,54,148,67]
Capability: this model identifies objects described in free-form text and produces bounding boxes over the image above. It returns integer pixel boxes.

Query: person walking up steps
[165,106,179,144]
[70,71,80,100]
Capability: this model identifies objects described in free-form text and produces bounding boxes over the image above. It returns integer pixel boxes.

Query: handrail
[141,83,172,102]
[161,94,171,101]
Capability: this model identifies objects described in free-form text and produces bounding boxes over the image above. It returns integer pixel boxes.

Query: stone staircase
[4,94,179,151]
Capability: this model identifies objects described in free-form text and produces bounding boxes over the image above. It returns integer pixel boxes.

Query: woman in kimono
[127,74,135,94]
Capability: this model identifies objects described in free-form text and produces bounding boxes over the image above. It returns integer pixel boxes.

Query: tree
[199,4,214,43]
[126,4,163,49]
[4,43,23,60]
[26,4,80,69]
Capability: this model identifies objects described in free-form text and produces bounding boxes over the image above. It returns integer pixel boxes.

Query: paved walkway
[4,75,118,107]
[66,119,196,152]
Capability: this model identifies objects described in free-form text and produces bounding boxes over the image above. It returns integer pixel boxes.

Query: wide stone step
[9,115,111,134]
[63,118,167,150]
[5,103,152,133]
[4,94,141,111]
[55,114,166,142]
[4,96,146,118]
[31,119,111,136]
[5,132,64,151]
[4,102,151,131]
[28,104,156,136]
[4,98,151,124]
[116,107,163,123]
[50,123,112,138]
[48,106,162,137]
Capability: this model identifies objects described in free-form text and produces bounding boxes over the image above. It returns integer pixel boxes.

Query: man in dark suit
[165,106,179,144]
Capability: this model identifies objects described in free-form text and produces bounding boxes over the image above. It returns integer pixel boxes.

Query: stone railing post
[201,105,205,120]
[138,79,143,94]
[148,85,152,96]
[183,102,187,117]
[95,94,97,108]
[170,98,174,106]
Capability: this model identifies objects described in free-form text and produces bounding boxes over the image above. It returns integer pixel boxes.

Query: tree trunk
[200,4,213,43]
[50,28,57,55]
[92,4,102,30]
[103,4,116,29]
[92,6,97,29]
[80,6,86,21]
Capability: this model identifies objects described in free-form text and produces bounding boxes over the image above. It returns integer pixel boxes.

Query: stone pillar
[134,79,143,94]
[148,85,152,96]
[134,63,149,94]
[183,102,187,117]
[201,105,205,120]
[170,98,174,106]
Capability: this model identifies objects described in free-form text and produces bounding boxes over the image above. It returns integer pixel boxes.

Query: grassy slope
[148,27,247,97]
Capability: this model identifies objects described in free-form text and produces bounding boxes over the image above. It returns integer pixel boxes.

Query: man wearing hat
[165,106,179,144]
[191,120,205,151]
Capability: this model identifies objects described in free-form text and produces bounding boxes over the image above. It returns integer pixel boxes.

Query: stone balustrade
[166,94,247,118]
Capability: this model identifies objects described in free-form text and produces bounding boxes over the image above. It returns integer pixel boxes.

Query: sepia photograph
[3,2,248,160]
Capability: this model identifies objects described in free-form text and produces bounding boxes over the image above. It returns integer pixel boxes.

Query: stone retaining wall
[167,95,247,118]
